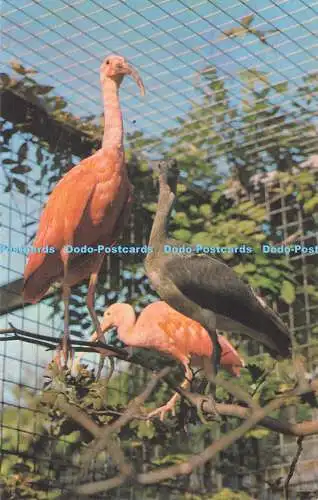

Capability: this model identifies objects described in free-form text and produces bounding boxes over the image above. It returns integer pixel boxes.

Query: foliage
[0,363,209,497]
[0,386,60,499]
[209,489,252,500]
[1,57,318,498]
[219,13,279,45]
[1,61,102,139]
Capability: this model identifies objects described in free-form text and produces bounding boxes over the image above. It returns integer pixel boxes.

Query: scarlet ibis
[80,301,244,420]
[23,55,145,362]
[144,160,291,375]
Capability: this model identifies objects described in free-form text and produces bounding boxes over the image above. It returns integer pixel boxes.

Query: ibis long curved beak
[100,314,113,333]
[126,64,145,96]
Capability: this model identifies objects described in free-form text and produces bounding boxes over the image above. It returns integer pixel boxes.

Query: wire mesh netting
[1,0,318,153]
[1,1,318,498]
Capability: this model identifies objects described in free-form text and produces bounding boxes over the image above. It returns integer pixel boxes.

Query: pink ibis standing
[23,55,145,363]
[78,301,244,420]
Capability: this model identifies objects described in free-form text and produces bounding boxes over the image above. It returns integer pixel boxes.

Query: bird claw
[125,346,134,359]
[54,336,74,370]
[197,396,221,424]
[147,401,177,421]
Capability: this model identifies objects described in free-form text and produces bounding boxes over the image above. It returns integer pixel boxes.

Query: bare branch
[284,436,304,500]
[278,231,301,246]
[0,323,129,358]
[137,395,290,485]
[84,396,318,438]
[80,367,171,466]
[75,399,318,438]
[76,391,294,496]
[44,369,317,497]
[179,380,318,437]
[215,374,260,410]
[44,392,101,437]
[75,475,128,496]
[12,325,317,497]
[42,392,132,478]
[0,324,183,377]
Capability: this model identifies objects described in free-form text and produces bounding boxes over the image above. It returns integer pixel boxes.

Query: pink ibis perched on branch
[77,301,244,420]
[144,160,292,374]
[23,55,145,363]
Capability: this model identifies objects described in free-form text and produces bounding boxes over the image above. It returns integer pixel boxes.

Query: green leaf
[172,229,192,241]
[152,453,190,465]
[280,280,296,305]
[240,69,269,86]
[13,178,29,194]
[222,26,248,39]
[11,165,32,174]
[303,195,318,213]
[234,262,256,275]
[303,285,318,300]
[240,14,254,27]
[17,142,28,163]
[191,232,214,246]
[0,73,10,88]
[297,171,315,184]
[2,158,16,164]
[273,81,288,93]
[246,428,270,439]
[34,84,54,95]
[199,204,212,217]
[52,97,67,110]
[11,60,37,75]
[36,147,44,164]
[136,421,155,439]
[210,489,253,500]
[211,190,223,203]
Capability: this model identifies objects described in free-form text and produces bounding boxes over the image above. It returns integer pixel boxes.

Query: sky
[1,0,317,135]
[0,0,318,402]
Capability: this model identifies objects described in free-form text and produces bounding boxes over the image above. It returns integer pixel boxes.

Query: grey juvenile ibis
[145,160,292,373]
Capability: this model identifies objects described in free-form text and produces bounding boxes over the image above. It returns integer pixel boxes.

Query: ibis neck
[102,79,123,150]
[148,181,176,250]
[116,306,137,344]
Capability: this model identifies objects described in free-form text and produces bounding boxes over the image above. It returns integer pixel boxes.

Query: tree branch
[63,395,317,438]
[43,392,101,437]
[284,436,304,500]
[137,395,290,485]
[77,381,318,495]
[75,475,128,496]
[0,324,184,378]
[80,367,171,467]
[215,374,260,410]
[7,324,317,496]
[42,392,132,478]
[42,365,317,497]
[183,393,318,436]
[0,324,129,358]
[76,389,292,495]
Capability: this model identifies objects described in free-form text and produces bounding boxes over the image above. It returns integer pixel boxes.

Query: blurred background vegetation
[0,54,317,498]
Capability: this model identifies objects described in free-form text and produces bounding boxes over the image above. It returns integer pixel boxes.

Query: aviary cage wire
[1,0,318,497]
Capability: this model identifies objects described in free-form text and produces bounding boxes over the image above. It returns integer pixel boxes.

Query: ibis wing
[24,160,101,280]
[24,151,129,301]
[164,253,291,357]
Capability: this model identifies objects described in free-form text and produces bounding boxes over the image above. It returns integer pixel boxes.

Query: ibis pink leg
[148,364,193,421]
[86,254,106,378]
